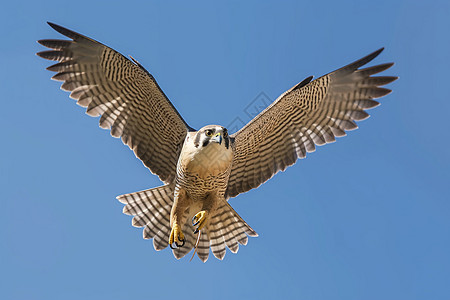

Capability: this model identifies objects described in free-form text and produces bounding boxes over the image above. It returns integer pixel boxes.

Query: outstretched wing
[37,22,194,184]
[226,48,397,198]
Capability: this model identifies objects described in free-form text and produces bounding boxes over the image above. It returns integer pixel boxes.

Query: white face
[193,125,230,150]
[181,125,233,176]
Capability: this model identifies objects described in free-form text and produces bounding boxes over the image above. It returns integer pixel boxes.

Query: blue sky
[1,0,449,299]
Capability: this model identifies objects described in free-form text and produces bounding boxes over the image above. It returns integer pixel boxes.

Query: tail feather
[220,208,245,250]
[141,206,171,239]
[153,229,171,251]
[196,231,210,262]
[117,186,258,261]
[220,212,240,253]
[131,205,170,228]
[209,222,227,260]
[117,185,173,251]
[206,199,258,260]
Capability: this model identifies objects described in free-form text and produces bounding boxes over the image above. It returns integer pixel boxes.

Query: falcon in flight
[37,22,397,262]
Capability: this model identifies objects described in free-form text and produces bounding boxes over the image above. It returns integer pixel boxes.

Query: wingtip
[367,47,385,61]
[45,21,85,41]
[47,21,64,30]
[36,39,49,47]
[379,63,397,76]
[292,75,314,91]
[47,21,60,31]
[35,51,48,59]
[46,21,69,36]
[374,47,384,56]
[334,47,389,76]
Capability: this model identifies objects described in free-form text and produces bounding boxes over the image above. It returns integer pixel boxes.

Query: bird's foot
[169,223,185,249]
[192,210,208,234]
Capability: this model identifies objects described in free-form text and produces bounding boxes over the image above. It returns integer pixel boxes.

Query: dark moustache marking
[202,139,210,148]
[194,131,202,148]
[222,127,229,149]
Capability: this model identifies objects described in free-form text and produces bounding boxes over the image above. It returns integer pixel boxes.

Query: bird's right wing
[38,22,194,184]
[226,48,397,198]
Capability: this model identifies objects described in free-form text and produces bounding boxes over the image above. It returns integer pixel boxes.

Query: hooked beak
[211,132,222,145]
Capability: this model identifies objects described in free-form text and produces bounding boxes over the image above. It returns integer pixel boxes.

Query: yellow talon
[169,223,185,249]
[192,210,208,234]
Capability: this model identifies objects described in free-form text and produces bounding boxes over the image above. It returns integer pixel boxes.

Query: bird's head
[182,125,232,174]
[192,125,230,150]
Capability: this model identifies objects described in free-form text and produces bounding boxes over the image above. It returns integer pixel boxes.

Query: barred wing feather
[37,22,192,184]
[226,48,397,198]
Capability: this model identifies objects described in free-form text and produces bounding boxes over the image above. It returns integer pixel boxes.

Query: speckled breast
[175,162,231,200]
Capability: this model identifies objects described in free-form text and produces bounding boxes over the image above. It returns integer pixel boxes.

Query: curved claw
[192,215,200,226]
[192,211,208,234]
[176,238,185,248]
[170,237,185,249]
[169,223,185,249]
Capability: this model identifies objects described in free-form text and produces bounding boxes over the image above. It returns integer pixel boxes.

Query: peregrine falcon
[37,22,397,262]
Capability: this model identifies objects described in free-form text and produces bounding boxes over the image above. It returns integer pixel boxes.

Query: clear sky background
[1,1,449,299]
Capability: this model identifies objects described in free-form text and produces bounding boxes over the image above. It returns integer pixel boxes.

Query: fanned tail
[117,187,257,262]
[117,185,174,251]
[203,199,258,261]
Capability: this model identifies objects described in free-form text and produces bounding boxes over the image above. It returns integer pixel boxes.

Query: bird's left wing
[226,48,397,198]
[37,22,194,184]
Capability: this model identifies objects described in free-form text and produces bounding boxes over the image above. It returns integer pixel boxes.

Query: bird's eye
[205,130,213,137]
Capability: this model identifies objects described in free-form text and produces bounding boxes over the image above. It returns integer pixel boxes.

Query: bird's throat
[180,142,233,177]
